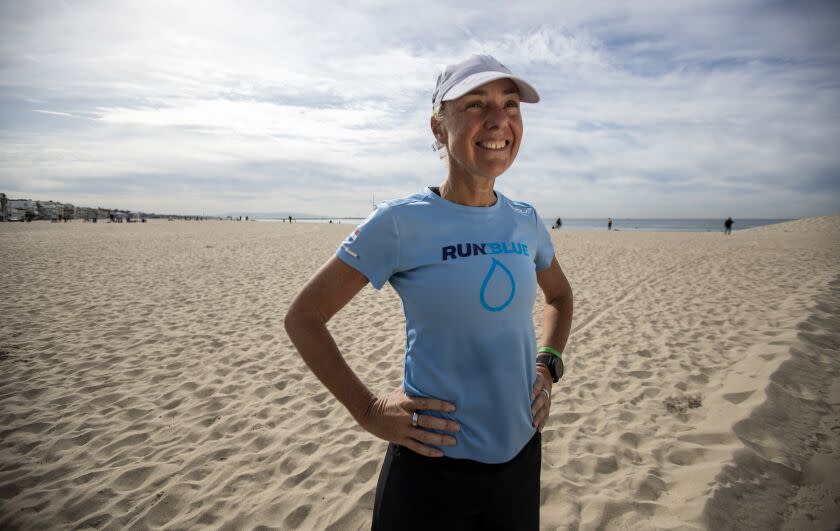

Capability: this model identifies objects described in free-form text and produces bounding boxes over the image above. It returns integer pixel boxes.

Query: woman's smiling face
[435,78,523,182]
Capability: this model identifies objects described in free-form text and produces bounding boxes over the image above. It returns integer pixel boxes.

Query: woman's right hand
[359,388,460,457]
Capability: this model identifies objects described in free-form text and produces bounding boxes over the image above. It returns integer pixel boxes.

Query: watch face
[541,357,556,379]
[537,355,561,382]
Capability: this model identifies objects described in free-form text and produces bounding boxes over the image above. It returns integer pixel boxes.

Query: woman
[285,55,573,530]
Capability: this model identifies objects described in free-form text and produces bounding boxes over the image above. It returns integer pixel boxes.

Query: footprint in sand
[667,447,706,466]
[284,504,312,529]
[619,432,640,448]
[723,390,754,404]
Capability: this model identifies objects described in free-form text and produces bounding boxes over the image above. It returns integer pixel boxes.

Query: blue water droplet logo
[480,258,516,312]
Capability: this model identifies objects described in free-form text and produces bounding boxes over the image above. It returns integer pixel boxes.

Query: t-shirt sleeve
[533,209,555,272]
[336,204,400,289]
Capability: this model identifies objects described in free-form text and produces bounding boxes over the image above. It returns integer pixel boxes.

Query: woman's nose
[484,106,508,129]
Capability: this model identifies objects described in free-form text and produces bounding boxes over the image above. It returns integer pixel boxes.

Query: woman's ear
[430,115,446,143]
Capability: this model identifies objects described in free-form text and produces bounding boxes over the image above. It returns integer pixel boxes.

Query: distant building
[0,195,167,222]
[9,199,36,221]
[75,206,96,220]
[37,200,63,220]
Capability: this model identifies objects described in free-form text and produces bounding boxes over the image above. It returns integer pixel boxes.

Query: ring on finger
[411,411,420,427]
[540,388,550,401]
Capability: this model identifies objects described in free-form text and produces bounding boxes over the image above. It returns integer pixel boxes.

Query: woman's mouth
[476,140,510,151]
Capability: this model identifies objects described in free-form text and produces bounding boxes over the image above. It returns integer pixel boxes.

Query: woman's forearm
[284,310,377,424]
[539,290,573,353]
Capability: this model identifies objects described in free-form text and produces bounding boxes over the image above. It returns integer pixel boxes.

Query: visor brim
[441,71,540,104]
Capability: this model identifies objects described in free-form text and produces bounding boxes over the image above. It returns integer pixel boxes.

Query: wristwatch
[536,354,564,383]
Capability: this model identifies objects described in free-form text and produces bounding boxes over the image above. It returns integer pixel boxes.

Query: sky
[1,0,839,218]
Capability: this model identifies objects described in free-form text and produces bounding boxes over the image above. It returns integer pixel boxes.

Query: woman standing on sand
[285,55,573,530]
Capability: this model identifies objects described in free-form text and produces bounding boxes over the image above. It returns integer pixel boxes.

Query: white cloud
[32,109,77,117]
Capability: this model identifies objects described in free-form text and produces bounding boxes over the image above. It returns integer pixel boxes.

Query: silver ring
[411,411,419,427]
[540,388,550,401]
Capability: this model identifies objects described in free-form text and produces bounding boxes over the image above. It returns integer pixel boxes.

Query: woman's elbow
[283,306,298,337]
[545,282,572,308]
[284,297,309,338]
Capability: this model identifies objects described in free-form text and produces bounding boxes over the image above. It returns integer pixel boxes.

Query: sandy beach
[1,216,838,530]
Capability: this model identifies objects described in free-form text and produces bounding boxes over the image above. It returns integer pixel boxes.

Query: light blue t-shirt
[336,187,555,463]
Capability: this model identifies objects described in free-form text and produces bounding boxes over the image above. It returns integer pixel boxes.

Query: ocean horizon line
[253,216,796,233]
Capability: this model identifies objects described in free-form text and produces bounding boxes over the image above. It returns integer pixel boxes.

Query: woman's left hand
[531,366,553,432]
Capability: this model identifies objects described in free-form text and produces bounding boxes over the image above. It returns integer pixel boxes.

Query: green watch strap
[538,346,563,359]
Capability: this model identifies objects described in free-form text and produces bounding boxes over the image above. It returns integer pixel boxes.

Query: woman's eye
[466,101,483,109]
[505,100,520,108]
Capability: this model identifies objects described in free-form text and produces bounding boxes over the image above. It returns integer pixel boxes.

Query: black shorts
[371,431,541,531]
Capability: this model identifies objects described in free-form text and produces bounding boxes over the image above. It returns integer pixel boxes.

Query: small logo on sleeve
[343,228,362,258]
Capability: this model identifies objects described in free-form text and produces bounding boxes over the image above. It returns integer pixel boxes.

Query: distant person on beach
[286,55,573,530]
[553,217,562,229]
[724,217,733,235]
[608,217,613,230]
[288,215,293,223]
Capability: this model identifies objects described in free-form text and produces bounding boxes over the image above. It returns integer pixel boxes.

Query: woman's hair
[433,102,447,124]
[432,102,447,157]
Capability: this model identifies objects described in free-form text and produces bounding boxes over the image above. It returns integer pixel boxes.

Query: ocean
[539,218,793,232]
[259,217,793,233]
